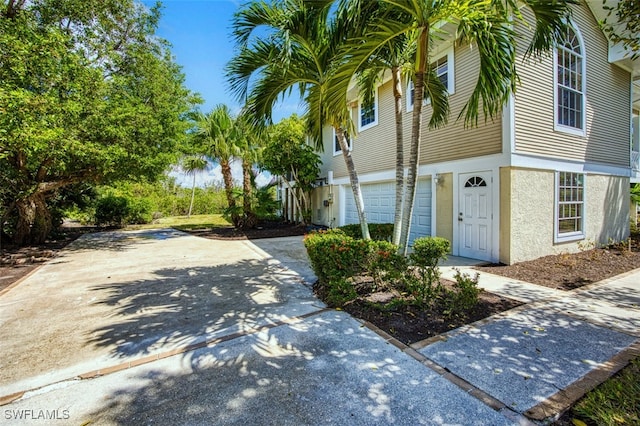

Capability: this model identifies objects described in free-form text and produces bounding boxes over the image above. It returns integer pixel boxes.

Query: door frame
[453,170,498,262]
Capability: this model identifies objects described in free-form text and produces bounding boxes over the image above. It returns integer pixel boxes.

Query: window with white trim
[407,48,455,112]
[333,129,351,156]
[555,171,585,242]
[359,89,378,131]
[554,25,585,135]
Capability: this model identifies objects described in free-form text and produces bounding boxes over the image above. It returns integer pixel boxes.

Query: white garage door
[344,179,431,245]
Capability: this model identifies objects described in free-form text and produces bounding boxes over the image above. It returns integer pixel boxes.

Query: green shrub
[303,229,369,283]
[408,236,451,305]
[368,240,406,288]
[325,278,358,307]
[444,270,481,317]
[126,198,153,224]
[303,229,405,306]
[94,193,153,226]
[338,223,394,241]
[95,194,129,226]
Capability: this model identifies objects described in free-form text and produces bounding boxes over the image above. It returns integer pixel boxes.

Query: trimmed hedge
[303,229,403,306]
[337,223,394,241]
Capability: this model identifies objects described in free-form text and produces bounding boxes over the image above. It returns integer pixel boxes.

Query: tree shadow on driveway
[86,258,322,359]
[80,311,515,426]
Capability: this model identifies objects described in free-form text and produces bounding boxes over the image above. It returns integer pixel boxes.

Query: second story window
[407,47,455,112]
[555,25,585,135]
[333,129,351,156]
[359,89,378,131]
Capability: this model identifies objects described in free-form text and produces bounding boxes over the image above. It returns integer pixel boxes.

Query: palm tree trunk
[221,159,240,227]
[391,65,405,246]
[188,174,196,217]
[335,127,370,240]
[399,27,429,255]
[241,157,257,229]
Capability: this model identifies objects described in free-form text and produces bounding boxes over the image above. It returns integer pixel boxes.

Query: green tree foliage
[602,0,639,58]
[227,0,372,239]
[261,115,320,224]
[0,0,199,244]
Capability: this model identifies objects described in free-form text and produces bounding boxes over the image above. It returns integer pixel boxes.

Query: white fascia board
[511,152,632,176]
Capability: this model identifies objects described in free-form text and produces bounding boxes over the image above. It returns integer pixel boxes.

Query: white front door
[458,172,492,261]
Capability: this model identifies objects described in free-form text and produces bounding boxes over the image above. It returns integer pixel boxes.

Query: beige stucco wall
[435,173,453,243]
[310,186,334,227]
[502,167,630,263]
[499,167,512,265]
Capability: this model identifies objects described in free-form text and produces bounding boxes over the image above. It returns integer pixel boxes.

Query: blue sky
[144,0,301,120]
[143,0,293,187]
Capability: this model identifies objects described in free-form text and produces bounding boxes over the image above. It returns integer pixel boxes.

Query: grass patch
[562,357,640,426]
[124,214,232,231]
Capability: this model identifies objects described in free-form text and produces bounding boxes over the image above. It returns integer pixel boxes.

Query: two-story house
[307,2,639,265]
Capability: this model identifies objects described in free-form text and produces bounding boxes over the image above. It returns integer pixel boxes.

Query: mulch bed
[340,290,522,345]
[184,220,307,241]
[476,234,640,291]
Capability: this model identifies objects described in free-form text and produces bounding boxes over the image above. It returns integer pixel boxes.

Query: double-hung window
[359,89,379,131]
[333,129,351,156]
[407,48,455,112]
[555,171,585,242]
[555,25,585,135]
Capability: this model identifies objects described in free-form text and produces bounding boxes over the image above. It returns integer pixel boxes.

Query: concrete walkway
[0,230,638,425]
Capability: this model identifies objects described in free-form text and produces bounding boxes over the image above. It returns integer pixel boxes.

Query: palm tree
[181,155,209,217]
[234,112,264,229]
[227,0,371,239]
[335,0,573,254]
[193,105,242,227]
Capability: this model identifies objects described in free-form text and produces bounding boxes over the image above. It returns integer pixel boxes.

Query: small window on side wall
[333,129,351,156]
[359,88,378,131]
[407,47,455,112]
[555,171,585,243]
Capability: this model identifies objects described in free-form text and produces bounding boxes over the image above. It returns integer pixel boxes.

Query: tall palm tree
[227,0,371,239]
[181,155,209,217]
[193,105,242,227]
[334,0,574,254]
[234,112,264,229]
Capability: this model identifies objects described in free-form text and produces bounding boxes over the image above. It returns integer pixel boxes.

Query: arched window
[464,176,487,187]
[555,25,585,135]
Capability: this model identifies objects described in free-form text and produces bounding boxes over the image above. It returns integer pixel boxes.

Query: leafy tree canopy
[262,114,320,192]
[602,0,639,58]
[0,0,201,244]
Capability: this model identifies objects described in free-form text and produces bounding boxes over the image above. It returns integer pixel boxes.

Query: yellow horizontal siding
[415,44,502,164]
[514,4,631,167]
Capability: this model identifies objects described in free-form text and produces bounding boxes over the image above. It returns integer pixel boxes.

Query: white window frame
[358,87,379,131]
[332,128,352,156]
[553,24,586,137]
[407,47,455,112]
[554,171,586,243]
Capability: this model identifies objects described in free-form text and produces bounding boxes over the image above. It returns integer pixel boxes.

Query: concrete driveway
[0,229,517,425]
[0,230,321,396]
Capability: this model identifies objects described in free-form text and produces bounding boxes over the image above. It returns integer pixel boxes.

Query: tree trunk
[13,192,52,246]
[188,173,196,217]
[221,159,240,227]
[391,65,405,246]
[282,179,306,225]
[399,27,429,255]
[240,157,257,229]
[335,127,370,240]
